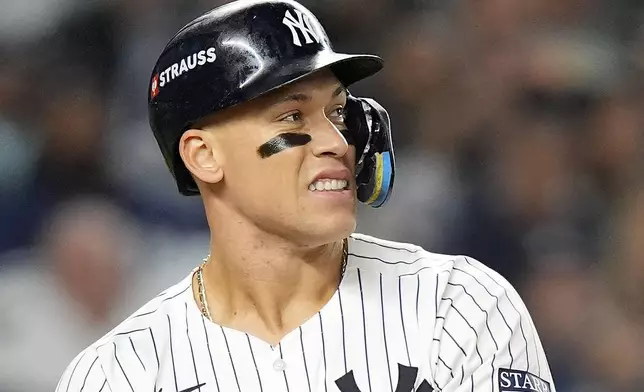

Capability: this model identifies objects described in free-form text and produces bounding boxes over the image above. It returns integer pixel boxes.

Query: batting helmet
[148,0,395,206]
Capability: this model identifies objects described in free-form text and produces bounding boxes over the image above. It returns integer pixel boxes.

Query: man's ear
[179,129,224,185]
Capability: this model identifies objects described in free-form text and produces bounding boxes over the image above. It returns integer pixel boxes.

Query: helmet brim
[265,52,384,97]
[324,53,384,87]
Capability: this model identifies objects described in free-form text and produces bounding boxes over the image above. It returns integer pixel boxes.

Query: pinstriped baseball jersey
[56,233,556,392]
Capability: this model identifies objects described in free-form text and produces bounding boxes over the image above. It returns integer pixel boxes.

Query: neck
[198,216,346,343]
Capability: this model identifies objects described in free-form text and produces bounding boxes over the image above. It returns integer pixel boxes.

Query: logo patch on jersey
[498,369,551,392]
[282,9,320,47]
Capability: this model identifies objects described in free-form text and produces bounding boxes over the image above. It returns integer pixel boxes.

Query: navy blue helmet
[148,0,395,207]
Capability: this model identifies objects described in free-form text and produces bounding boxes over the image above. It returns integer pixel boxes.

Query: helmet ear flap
[344,96,395,208]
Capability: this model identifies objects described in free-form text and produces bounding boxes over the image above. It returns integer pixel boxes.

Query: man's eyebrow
[332,85,347,98]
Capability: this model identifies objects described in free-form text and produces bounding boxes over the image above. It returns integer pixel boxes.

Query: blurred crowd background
[0,0,643,391]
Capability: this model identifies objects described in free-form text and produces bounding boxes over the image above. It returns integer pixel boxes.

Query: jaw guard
[345,96,395,208]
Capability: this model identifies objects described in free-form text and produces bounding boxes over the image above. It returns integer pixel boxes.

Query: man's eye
[331,107,347,121]
[282,112,302,122]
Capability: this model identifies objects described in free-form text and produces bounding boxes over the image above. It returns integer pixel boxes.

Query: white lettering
[156,47,218,91]
[163,68,171,84]
[498,369,550,392]
[187,54,197,69]
[282,9,320,47]
[197,50,207,65]
[531,376,541,392]
[499,371,512,388]
[207,47,217,62]
[179,59,189,74]
[522,375,535,390]
[510,372,522,387]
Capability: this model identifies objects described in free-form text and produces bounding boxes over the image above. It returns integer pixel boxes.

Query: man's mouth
[308,179,349,192]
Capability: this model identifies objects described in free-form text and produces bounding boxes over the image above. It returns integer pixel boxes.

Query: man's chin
[312,217,357,244]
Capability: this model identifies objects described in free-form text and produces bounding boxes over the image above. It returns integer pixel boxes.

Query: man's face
[202,70,357,245]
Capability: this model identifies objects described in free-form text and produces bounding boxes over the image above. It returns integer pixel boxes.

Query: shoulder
[56,271,196,391]
[348,233,510,287]
[347,233,523,316]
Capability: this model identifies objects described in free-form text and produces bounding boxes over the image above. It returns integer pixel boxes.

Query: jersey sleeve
[56,348,112,392]
[429,256,556,392]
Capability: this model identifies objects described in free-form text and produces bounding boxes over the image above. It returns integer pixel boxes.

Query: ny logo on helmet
[282,9,320,47]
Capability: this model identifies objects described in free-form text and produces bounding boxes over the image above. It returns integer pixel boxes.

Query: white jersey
[56,233,555,392]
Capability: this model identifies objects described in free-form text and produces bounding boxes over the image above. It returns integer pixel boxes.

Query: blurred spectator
[0,50,44,253]
[586,88,644,203]
[33,66,112,201]
[527,256,644,391]
[0,65,115,254]
[0,197,141,392]
[603,184,644,321]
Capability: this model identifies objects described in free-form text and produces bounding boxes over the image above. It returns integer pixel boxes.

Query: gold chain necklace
[196,254,212,320]
[196,238,349,321]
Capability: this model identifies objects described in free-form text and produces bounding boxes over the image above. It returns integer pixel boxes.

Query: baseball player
[56,1,556,391]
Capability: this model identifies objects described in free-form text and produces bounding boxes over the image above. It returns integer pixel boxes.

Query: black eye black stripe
[257,133,312,158]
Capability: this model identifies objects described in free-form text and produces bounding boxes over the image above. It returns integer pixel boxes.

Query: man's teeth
[308,179,348,191]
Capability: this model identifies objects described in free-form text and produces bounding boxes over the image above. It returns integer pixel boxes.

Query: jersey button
[273,359,286,371]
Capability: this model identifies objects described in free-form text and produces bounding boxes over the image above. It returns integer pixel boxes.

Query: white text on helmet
[159,47,217,88]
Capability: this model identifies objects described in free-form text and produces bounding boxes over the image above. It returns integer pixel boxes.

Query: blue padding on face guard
[368,151,393,208]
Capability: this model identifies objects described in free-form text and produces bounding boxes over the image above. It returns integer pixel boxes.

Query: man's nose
[309,115,349,158]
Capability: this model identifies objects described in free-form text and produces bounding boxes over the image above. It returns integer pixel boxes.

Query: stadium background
[0,0,643,390]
